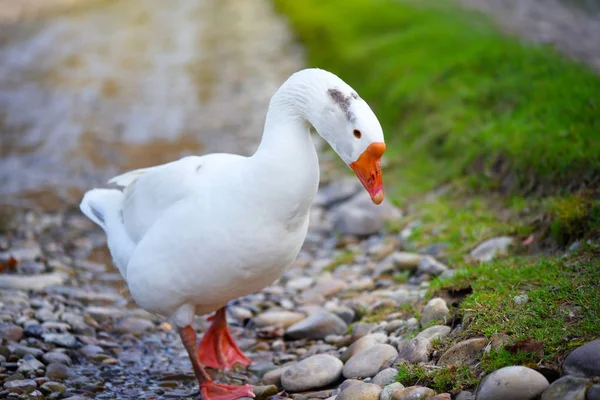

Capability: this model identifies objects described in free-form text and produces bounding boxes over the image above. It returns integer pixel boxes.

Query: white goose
[80,68,385,400]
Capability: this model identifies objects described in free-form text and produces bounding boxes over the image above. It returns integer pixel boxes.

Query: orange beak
[350,142,386,205]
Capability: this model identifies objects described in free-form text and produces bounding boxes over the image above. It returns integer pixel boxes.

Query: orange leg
[197,307,252,369]
[178,326,254,400]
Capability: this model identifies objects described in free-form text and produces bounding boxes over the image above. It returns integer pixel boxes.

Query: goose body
[80,68,385,399]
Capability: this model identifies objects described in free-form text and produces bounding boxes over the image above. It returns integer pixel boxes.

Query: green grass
[396,362,479,392]
[274,0,600,197]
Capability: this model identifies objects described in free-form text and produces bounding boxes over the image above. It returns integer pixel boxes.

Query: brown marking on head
[327,88,356,122]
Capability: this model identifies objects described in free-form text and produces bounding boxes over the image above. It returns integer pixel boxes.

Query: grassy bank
[275,0,600,392]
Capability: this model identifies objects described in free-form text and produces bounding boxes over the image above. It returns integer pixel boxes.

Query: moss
[396,362,479,392]
[323,250,356,273]
[546,194,600,245]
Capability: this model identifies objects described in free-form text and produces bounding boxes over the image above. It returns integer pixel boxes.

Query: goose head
[306,71,386,204]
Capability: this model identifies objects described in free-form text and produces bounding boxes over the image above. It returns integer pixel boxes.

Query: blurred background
[0,0,599,398]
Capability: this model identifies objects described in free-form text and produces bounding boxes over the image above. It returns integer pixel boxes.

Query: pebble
[513,294,529,305]
[420,298,449,326]
[262,365,291,388]
[416,325,451,341]
[475,366,549,400]
[455,392,474,400]
[396,337,432,364]
[115,317,155,335]
[0,273,67,291]
[18,354,45,373]
[587,385,600,400]
[285,311,347,340]
[431,394,451,400]
[42,352,72,365]
[340,333,388,362]
[337,382,382,400]
[540,375,589,400]
[40,381,67,394]
[417,256,448,276]
[253,384,278,400]
[393,386,436,399]
[343,344,398,378]
[281,354,343,392]
[371,367,399,387]
[0,323,24,342]
[42,333,78,348]
[254,311,306,328]
[470,237,513,262]
[45,363,75,380]
[380,382,406,400]
[3,379,37,393]
[562,339,600,378]
[14,345,44,358]
[333,191,402,236]
[438,338,487,366]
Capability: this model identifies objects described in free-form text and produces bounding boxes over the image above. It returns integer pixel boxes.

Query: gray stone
[421,298,449,326]
[337,382,381,400]
[417,256,448,276]
[42,333,78,348]
[475,366,549,400]
[285,311,347,340]
[313,178,362,207]
[339,379,363,391]
[340,333,388,362]
[438,338,487,366]
[334,191,402,236]
[470,237,513,262]
[416,326,451,341]
[18,354,45,373]
[380,382,406,400]
[343,344,398,379]
[40,381,67,394]
[541,375,588,400]
[254,311,306,328]
[14,345,44,358]
[587,385,600,400]
[262,365,291,388]
[42,352,72,366]
[281,354,343,392]
[3,379,37,393]
[371,367,398,387]
[35,308,58,322]
[115,317,155,335]
[396,337,432,364]
[455,392,474,400]
[45,363,75,380]
[513,294,529,305]
[562,339,600,378]
[0,272,67,291]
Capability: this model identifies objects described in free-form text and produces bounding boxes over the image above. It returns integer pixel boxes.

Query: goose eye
[353,129,362,139]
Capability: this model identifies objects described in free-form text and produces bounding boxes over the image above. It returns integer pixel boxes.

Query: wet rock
[562,339,600,378]
[40,381,67,394]
[281,354,343,392]
[475,366,549,400]
[43,351,72,366]
[0,272,67,291]
[42,333,78,348]
[115,317,155,335]
[371,367,398,387]
[333,191,402,236]
[254,311,306,328]
[285,311,347,340]
[0,323,24,342]
[253,384,279,400]
[343,344,398,379]
[541,375,588,400]
[470,237,513,262]
[45,363,75,380]
[438,338,487,366]
[396,337,432,364]
[340,333,388,362]
[14,345,44,358]
[393,386,436,399]
[420,298,449,326]
[337,382,381,400]
[417,256,448,276]
[3,379,37,393]
[417,325,451,341]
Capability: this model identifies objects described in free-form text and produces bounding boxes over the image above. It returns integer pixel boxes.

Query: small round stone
[285,311,347,340]
[340,333,388,362]
[337,383,382,400]
[281,354,343,392]
[540,375,589,400]
[475,366,549,400]
[343,344,398,379]
[371,367,399,387]
[437,338,487,366]
[562,339,600,378]
[380,382,406,400]
[421,298,449,326]
[416,325,451,341]
[396,337,432,364]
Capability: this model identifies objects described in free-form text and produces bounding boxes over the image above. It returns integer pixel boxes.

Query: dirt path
[0,0,303,206]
